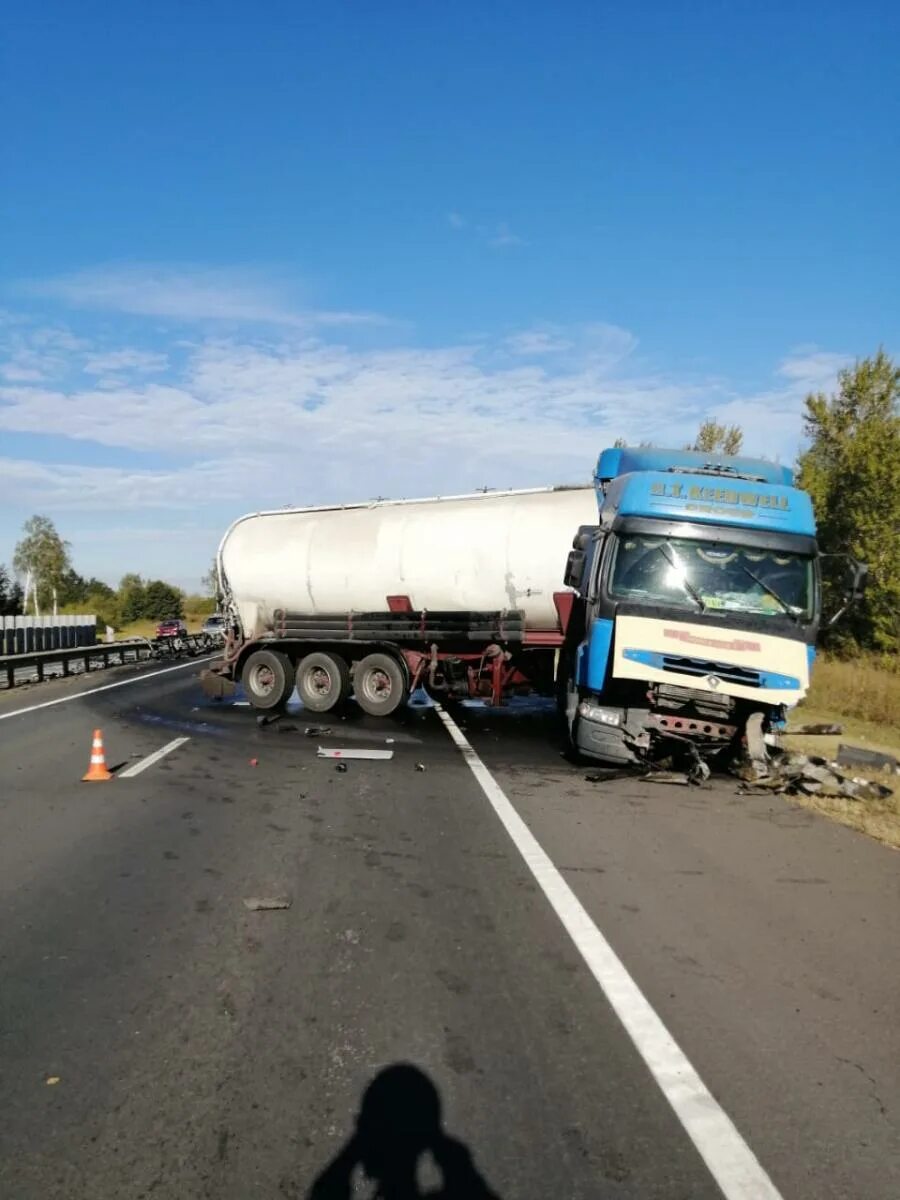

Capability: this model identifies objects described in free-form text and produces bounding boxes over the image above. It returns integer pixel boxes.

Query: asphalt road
[0,662,897,1199]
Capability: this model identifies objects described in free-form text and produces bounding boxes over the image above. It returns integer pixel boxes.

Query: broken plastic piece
[317,747,394,760]
[414,762,426,772]
[249,758,258,767]
[304,726,333,737]
[242,896,292,911]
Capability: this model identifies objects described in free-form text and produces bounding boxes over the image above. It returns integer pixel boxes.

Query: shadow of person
[307,1063,502,1199]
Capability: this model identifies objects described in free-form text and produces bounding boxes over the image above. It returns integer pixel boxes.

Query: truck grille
[661,655,761,687]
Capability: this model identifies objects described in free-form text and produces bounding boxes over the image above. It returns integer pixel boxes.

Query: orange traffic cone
[82,729,112,782]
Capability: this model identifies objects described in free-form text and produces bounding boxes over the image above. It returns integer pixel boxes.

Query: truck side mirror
[564,549,586,590]
[825,556,868,628]
[850,560,868,600]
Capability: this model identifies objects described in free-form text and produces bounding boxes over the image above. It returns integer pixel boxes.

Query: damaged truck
[204,446,863,770]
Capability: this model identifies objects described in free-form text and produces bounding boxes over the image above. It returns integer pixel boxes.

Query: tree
[12,515,72,614]
[0,564,24,616]
[689,420,744,456]
[797,350,900,652]
[55,567,89,607]
[118,573,148,623]
[143,580,185,621]
[201,557,220,600]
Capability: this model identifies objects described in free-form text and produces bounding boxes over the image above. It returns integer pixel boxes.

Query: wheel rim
[307,666,333,698]
[249,663,276,696]
[361,668,392,704]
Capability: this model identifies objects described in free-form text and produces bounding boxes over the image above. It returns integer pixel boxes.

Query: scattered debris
[645,771,690,786]
[786,723,844,736]
[242,896,292,911]
[414,762,426,772]
[276,723,298,734]
[304,726,333,737]
[584,768,635,783]
[836,744,899,773]
[317,747,394,760]
[45,1076,61,1086]
[385,738,395,744]
[248,758,259,767]
[335,762,348,773]
[737,750,894,802]
[256,713,282,727]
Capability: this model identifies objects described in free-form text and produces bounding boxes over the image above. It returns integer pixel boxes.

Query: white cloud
[83,349,168,375]
[0,311,855,583]
[776,347,851,388]
[23,264,385,328]
[447,211,466,229]
[488,222,525,249]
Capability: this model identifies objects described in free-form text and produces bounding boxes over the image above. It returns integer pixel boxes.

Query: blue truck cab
[559,447,821,767]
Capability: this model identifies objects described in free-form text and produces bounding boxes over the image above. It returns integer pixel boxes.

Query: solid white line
[118,736,190,778]
[0,657,216,723]
[434,704,783,1200]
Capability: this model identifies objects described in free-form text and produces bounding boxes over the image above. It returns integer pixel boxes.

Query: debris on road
[242,896,292,911]
[304,725,333,737]
[45,1076,61,1086]
[248,758,259,767]
[785,723,844,736]
[645,771,691,786]
[737,751,894,802]
[836,744,899,773]
[335,763,348,773]
[414,762,426,772]
[317,747,394,760]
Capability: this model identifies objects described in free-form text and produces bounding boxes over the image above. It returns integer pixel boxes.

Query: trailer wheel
[242,649,294,710]
[296,651,350,713]
[354,653,409,717]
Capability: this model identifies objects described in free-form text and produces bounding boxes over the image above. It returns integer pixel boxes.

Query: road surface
[0,661,897,1199]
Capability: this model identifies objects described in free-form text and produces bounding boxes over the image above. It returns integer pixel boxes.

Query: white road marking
[435,703,784,1200]
[0,657,216,723]
[118,736,190,778]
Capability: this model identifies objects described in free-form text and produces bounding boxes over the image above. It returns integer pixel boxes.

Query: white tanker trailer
[205,486,597,714]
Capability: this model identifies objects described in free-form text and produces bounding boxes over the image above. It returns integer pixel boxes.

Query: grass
[785,653,900,849]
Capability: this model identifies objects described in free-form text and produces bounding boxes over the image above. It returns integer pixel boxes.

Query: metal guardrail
[0,633,223,690]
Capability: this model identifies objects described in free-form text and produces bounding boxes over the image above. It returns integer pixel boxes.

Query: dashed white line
[118,736,191,778]
[435,703,784,1200]
[0,657,217,723]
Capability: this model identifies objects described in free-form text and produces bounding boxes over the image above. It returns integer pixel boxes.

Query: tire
[296,651,350,713]
[353,652,409,717]
[241,648,294,710]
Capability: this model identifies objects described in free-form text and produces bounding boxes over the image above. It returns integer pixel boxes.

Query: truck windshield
[608,535,814,620]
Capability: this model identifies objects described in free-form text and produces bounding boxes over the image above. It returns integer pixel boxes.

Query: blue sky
[1,1,898,589]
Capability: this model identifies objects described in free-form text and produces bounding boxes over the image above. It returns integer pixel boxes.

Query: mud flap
[200,669,236,700]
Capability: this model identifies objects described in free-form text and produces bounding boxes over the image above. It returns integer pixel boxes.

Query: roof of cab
[596,446,794,488]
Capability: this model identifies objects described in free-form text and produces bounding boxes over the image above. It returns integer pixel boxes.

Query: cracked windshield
[609,536,814,618]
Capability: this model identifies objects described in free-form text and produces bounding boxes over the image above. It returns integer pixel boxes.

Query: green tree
[143,580,185,621]
[797,350,900,652]
[689,419,744,455]
[56,567,89,606]
[118,573,148,623]
[12,515,72,614]
[0,564,24,616]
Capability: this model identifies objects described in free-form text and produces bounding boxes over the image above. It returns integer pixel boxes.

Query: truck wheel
[242,649,294,710]
[354,653,409,717]
[296,651,350,713]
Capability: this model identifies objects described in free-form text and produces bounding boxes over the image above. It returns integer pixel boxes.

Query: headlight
[578,701,622,726]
